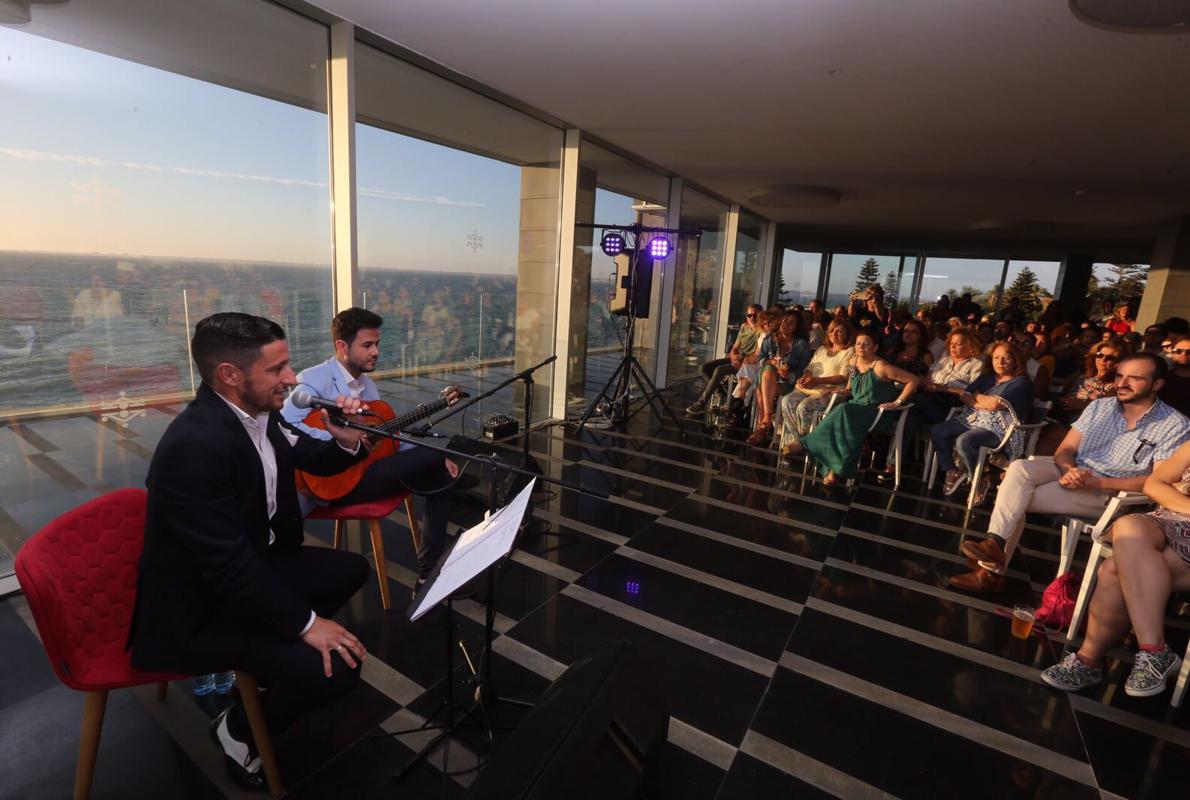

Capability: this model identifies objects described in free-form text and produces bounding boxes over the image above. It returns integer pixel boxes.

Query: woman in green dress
[785,331,919,485]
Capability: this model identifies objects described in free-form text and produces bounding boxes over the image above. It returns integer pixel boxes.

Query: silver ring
[335,645,344,652]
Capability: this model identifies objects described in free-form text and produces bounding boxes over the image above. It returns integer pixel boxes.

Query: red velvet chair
[307,492,421,611]
[14,488,283,798]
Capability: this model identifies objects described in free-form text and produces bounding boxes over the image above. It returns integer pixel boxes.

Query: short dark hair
[331,307,383,346]
[1165,316,1189,336]
[191,312,285,385]
[1118,351,1167,381]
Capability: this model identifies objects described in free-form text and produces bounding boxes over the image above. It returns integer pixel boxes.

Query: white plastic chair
[1057,488,1152,578]
[1065,535,1190,708]
[812,392,913,489]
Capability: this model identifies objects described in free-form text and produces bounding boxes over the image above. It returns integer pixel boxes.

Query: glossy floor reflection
[3,372,1190,798]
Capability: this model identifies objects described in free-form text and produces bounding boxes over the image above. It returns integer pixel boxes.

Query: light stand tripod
[575,228,686,435]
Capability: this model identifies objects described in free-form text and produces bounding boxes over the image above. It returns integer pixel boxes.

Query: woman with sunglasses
[1158,335,1190,417]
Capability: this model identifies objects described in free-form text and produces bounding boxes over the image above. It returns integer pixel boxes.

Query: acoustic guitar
[295,386,468,501]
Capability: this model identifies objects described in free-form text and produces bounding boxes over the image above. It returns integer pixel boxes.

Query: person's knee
[1004,458,1028,482]
[1110,514,1153,546]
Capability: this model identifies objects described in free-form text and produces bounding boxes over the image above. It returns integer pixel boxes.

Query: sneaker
[1125,648,1182,697]
[1041,652,1104,692]
[942,468,967,496]
[685,399,707,415]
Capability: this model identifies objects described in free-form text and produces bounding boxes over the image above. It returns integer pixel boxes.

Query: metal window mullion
[715,205,741,354]
[550,129,582,419]
[652,177,682,388]
[328,21,358,312]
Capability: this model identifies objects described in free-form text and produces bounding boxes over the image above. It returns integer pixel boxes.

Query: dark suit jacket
[130,384,365,673]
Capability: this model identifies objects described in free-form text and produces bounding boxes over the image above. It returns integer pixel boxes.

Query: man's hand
[321,395,370,450]
[300,616,366,678]
[443,386,464,406]
[1059,468,1094,489]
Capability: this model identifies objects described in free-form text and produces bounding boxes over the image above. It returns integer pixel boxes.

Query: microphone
[289,389,347,418]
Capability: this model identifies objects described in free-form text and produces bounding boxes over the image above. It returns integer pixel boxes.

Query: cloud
[0,147,485,208]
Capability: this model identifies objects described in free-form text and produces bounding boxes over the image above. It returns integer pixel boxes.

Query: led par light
[600,231,626,257]
[646,236,671,260]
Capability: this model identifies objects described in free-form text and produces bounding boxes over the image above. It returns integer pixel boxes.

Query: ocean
[0,251,549,413]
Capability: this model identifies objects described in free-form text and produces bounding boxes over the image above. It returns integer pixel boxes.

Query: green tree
[1088,263,1147,312]
[1004,266,1043,319]
[882,270,899,301]
[854,257,882,292]
[776,272,792,304]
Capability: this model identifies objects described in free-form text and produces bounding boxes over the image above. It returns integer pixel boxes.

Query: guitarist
[282,307,461,594]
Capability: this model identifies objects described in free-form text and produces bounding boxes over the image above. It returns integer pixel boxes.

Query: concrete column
[1053,253,1093,321]
[1137,217,1190,328]
[515,160,563,422]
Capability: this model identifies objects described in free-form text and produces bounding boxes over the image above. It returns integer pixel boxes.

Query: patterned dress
[1145,465,1190,566]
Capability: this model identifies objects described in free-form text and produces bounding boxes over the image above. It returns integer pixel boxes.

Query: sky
[0,27,526,273]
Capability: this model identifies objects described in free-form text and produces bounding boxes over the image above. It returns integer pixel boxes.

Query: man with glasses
[1142,323,1167,354]
[951,352,1190,593]
[686,303,764,415]
[1159,335,1190,416]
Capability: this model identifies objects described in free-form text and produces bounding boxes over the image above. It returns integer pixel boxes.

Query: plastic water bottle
[193,673,216,696]
[214,671,237,695]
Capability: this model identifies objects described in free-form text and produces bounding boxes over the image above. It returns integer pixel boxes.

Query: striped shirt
[1071,397,1190,477]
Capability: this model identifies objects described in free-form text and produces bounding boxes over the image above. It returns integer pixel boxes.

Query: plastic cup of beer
[1011,605,1036,639]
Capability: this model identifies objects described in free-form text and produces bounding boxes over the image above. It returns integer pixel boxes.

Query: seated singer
[130,312,372,790]
[281,307,460,596]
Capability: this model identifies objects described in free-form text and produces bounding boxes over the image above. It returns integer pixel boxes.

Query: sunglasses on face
[746,313,756,318]
[1095,353,1120,361]
[1173,348,1190,356]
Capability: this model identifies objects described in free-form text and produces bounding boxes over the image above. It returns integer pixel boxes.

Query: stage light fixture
[600,231,626,257]
[646,236,671,260]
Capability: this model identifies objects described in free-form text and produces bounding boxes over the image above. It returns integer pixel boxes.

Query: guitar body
[295,400,398,501]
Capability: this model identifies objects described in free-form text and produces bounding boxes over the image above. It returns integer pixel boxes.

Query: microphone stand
[325,411,604,784]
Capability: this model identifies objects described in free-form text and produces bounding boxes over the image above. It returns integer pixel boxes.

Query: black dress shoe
[209,707,267,792]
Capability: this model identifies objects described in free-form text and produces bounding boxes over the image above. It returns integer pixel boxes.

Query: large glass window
[0,0,331,573]
[1003,260,1061,319]
[667,188,729,383]
[777,250,823,306]
[570,144,670,404]
[1089,262,1149,321]
[729,212,764,324]
[355,43,563,420]
[917,257,1006,318]
[824,254,904,311]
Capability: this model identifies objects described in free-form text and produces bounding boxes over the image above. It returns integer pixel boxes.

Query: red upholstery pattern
[14,488,185,691]
[306,492,410,521]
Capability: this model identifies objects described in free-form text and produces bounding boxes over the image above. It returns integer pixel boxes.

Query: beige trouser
[985,458,1112,574]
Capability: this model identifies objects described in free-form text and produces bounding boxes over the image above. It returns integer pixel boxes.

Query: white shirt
[215,392,317,635]
[335,359,366,399]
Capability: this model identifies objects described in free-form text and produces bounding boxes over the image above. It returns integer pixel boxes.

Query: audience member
[777,318,855,451]
[1159,335,1190,417]
[730,307,778,410]
[1107,304,1135,335]
[951,352,1190,592]
[687,303,763,414]
[1142,323,1166,354]
[806,305,829,350]
[884,319,934,377]
[930,342,1035,506]
[930,295,953,326]
[783,331,919,485]
[746,313,811,446]
[1041,437,1190,698]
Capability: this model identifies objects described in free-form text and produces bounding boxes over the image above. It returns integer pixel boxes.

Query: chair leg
[1172,646,1190,708]
[967,451,986,512]
[74,690,108,800]
[332,519,344,550]
[235,673,283,799]
[156,681,168,702]
[1067,541,1105,643]
[1058,520,1082,577]
[368,519,392,611]
[404,495,423,555]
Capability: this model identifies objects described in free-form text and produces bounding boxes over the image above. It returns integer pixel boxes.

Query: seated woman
[747,313,811,446]
[885,318,934,378]
[1040,439,1190,698]
[776,317,855,452]
[930,341,1034,505]
[783,331,919,486]
[1011,331,1051,399]
[898,328,984,472]
[727,308,775,418]
[1034,341,1122,456]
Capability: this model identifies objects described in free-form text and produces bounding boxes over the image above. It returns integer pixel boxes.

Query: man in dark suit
[130,312,373,790]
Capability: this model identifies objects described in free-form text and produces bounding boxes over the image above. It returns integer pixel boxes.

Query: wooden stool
[308,493,421,610]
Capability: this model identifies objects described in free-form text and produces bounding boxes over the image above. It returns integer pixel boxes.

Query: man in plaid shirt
[951,352,1190,593]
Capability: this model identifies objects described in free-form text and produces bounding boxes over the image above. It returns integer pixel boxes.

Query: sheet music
[409,478,536,621]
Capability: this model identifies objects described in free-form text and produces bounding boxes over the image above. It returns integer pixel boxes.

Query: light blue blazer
[281,356,380,441]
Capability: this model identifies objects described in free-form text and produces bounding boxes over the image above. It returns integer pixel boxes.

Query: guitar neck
[380,398,449,433]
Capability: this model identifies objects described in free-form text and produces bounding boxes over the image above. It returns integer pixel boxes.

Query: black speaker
[464,640,668,800]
